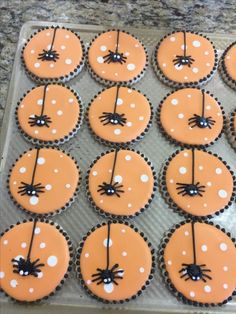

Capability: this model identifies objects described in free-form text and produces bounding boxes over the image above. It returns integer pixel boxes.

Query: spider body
[188,114,215,129]
[97,182,124,197]
[179,263,212,282]
[92,263,124,285]
[176,182,205,197]
[12,257,44,277]
[18,182,45,197]
[99,112,127,126]
[173,55,195,68]
[28,114,52,128]
[38,49,59,62]
[103,50,127,64]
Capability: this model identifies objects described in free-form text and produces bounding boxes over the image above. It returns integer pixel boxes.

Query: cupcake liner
[152,30,218,88]
[86,85,153,148]
[21,26,86,84]
[219,41,236,90]
[15,83,84,146]
[225,109,236,151]
[86,29,148,87]
[158,219,236,306]
[75,220,156,304]
[86,148,157,219]
[156,87,226,149]
[159,148,236,219]
[0,217,74,303]
[7,146,82,217]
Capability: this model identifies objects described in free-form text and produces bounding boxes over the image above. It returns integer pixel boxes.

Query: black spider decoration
[173,31,195,68]
[103,30,127,64]
[28,114,52,128]
[99,112,127,126]
[38,27,59,62]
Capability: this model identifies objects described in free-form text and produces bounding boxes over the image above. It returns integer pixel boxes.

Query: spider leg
[181,191,189,196]
[34,263,45,268]
[185,277,191,281]
[96,279,104,285]
[114,191,121,198]
[110,264,119,272]
[113,270,124,275]
[177,190,185,195]
[202,274,212,280]
[113,279,119,285]
[91,277,102,283]
[198,264,206,267]
[116,189,124,193]
[178,267,186,273]
[201,269,211,272]
[180,272,188,279]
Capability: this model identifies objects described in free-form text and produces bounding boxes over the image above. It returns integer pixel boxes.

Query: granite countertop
[0,0,236,128]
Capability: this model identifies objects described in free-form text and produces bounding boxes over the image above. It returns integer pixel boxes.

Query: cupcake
[160,148,235,219]
[87,86,153,147]
[16,84,83,146]
[87,29,148,86]
[157,88,225,147]
[22,26,85,83]
[153,31,218,88]
[76,221,155,303]
[86,149,157,219]
[159,220,236,306]
[226,109,236,150]
[219,41,236,90]
[8,147,81,216]
[0,218,73,302]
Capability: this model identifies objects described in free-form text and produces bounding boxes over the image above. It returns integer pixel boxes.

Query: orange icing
[88,86,151,144]
[88,31,147,82]
[224,43,236,81]
[160,88,223,145]
[0,221,70,301]
[164,222,236,304]
[9,148,79,215]
[79,223,152,301]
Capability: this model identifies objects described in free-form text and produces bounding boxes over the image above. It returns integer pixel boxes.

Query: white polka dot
[179,167,187,174]
[45,184,52,191]
[220,243,228,251]
[184,231,189,236]
[34,130,39,134]
[69,98,74,103]
[97,56,104,64]
[226,55,230,60]
[30,49,35,54]
[65,34,70,39]
[124,52,130,56]
[47,256,58,267]
[178,113,184,119]
[115,72,118,76]
[20,105,24,108]
[184,76,188,80]
[100,200,103,203]
[19,167,26,173]
[52,129,57,134]
[192,40,201,47]
[125,155,131,161]
[207,182,212,187]
[65,58,72,65]
[169,179,174,183]
[170,129,174,132]
[170,36,176,42]
[139,116,144,121]
[114,129,121,135]
[37,272,43,278]
[103,238,112,247]
[192,67,199,73]
[171,99,178,105]
[37,157,45,165]
[130,103,135,108]
[30,196,38,206]
[128,203,132,208]
[34,63,40,68]
[201,245,207,252]
[218,190,227,198]
[139,267,145,273]
[175,64,183,70]
[114,175,122,184]
[206,105,211,110]
[54,169,59,173]
[10,279,18,288]
[183,152,188,157]
[46,32,50,36]
[216,168,222,174]
[128,187,132,191]
[0,272,5,278]
[121,229,126,233]
[116,98,123,105]
[167,260,172,265]
[190,291,195,298]
[21,242,27,248]
[135,43,139,47]
[199,165,203,170]
[206,63,211,67]
[85,253,89,258]
[86,279,91,285]
[3,240,8,245]
[223,283,228,290]
[182,251,186,255]
[223,266,228,271]
[128,89,132,93]
[92,171,97,176]
[126,122,132,127]
[122,251,127,256]
[40,242,46,249]
[104,283,114,293]
[100,45,107,51]
[162,63,167,67]
[203,203,207,207]
[181,44,187,50]
[61,45,66,50]
[49,63,54,68]
[187,204,191,208]
[204,285,211,293]
[13,181,17,185]
[127,63,135,71]
[29,288,34,293]
[140,174,149,182]
[204,51,209,55]
[34,227,40,235]
[57,110,63,116]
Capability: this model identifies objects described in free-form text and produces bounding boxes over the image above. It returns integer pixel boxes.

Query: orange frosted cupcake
[153,31,218,88]
[220,41,236,90]
[87,29,148,86]
[22,26,85,83]
[226,109,236,150]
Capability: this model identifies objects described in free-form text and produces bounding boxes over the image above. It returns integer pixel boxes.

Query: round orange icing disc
[8,148,80,216]
[87,149,156,218]
[159,88,224,146]
[88,30,148,85]
[16,84,83,145]
[153,31,217,87]
[22,26,85,83]
[221,42,236,89]
[227,109,236,150]
[88,86,152,146]
[76,222,155,302]
[162,148,235,217]
[160,221,236,305]
[0,219,72,302]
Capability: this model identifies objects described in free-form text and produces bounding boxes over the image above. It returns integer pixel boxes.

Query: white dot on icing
[100,45,107,51]
[29,288,34,293]
[86,279,91,285]
[139,267,145,273]
[170,129,174,132]
[125,155,131,161]
[103,238,112,247]
[187,94,192,98]
[115,73,119,76]
[65,34,70,39]
[184,231,189,236]
[69,98,74,103]
[122,251,127,256]
[49,63,54,68]
[85,253,89,258]
[46,32,50,36]
[223,266,228,271]
[204,51,209,55]
[199,165,203,170]
[100,200,103,203]
[37,157,45,165]
[52,129,57,134]
[34,62,40,68]
[178,113,184,119]
[30,196,39,206]
[104,283,114,293]
[179,167,187,174]
[34,130,39,134]
[57,110,63,116]
[0,272,5,278]
[10,279,18,288]
[128,187,132,191]
[181,44,187,50]
[97,56,104,64]
[162,63,166,67]
[206,105,211,110]
[124,51,130,56]
[171,99,178,105]
[61,45,66,50]
[37,272,43,278]
[121,229,126,233]
[127,63,135,71]
[92,171,97,176]
[223,283,228,289]
[169,179,174,183]
[207,181,212,186]
[40,242,46,249]
[3,240,8,245]
[19,167,26,173]
[203,203,207,207]
[31,49,35,54]
[139,116,144,121]
[216,168,222,174]
[114,129,121,135]
[182,251,186,255]
[167,260,172,265]
[21,242,27,248]
[47,256,58,267]
[140,174,149,182]
[130,103,135,108]
[126,122,132,127]
[45,184,52,191]
[54,169,59,173]
[114,175,122,184]
[37,99,42,106]
[183,152,188,157]
[116,98,123,105]
[13,181,17,185]
[175,64,183,70]
[128,203,132,208]
[128,89,132,93]
[220,243,228,251]
[65,58,72,65]
[184,76,188,80]
[34,227,40,234]
[201,245,208,252]
[204,285,211,293]
[170,36,176,42]
[192,40,201,47]
[192,67,199,73]
[65,184,71,189]
[206,63,211,67]
[218,189,228,198]
[190,291,195,298]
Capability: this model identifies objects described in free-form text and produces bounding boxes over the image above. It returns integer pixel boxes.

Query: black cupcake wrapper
[15,83,84,146]
[219,41,236,90]
[225,109,236,151]
[86,148,158,219]
[158,219,236,307]
[159,147,236,219]
[156,87,226,148]
[86,85,153,148]
[152,30,218,88]
[21,26,86,84]
[75,220,156,304]
[86,29,148,87]
[7,146,82,217]
[0,218,74,303]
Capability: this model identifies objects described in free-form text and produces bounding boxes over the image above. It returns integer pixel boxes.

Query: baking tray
[0,21,236,314]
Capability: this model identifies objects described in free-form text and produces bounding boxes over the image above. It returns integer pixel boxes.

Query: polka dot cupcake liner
[86,29,148,87]
[0,218,74,303]
[86,85,153,148]
[219,41,236,90]
[7,146,82,217]
[159,148,236,219]
[21,26,86,84]
[156,87,226,148]
[158,219,236,307]
[225,109,236,151]
[15,83,84,146]
[86,148,157,219]
[75,220,156,304]
[152,31,218,88]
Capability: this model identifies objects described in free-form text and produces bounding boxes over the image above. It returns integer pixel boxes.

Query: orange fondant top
[9,148,79,215]
[23,28,83,79]
[17,84,81,142]
[88,86,151,143]
[224,43,236,81]
[0,221,70,301]
[157,32,216,83]
[160,88,223,145]
[88,31,147,82]
[79,223,152,301]
[164,222,236,304]
[165,149,234,216]
[88,150,154,216]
